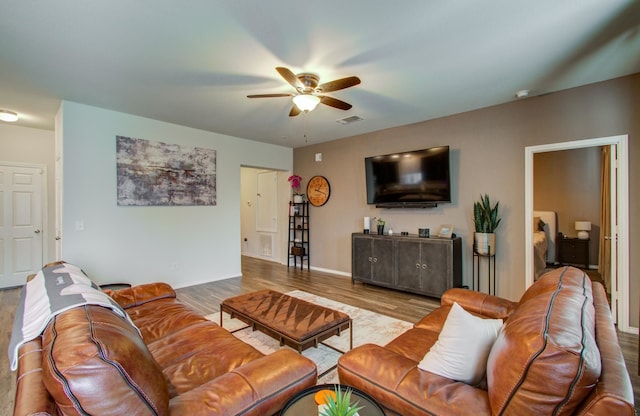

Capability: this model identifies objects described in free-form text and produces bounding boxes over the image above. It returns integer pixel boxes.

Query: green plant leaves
[320,387,363,416]
[473,194,501,233]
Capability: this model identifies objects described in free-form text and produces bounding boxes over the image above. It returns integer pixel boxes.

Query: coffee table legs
[220,303,352,354]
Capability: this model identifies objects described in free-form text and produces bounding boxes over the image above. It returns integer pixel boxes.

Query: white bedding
[533,230,548,280]
[533,210,557,264]
[533,211,558,280]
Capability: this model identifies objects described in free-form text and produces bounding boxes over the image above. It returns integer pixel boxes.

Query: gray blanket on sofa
[8,262,137,371]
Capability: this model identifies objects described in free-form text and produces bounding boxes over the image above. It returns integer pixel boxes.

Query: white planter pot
[474,232,496,255]
[293,195,303,203]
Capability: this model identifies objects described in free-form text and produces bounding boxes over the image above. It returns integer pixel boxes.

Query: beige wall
[293,73,639,327]
[534,147,602,264]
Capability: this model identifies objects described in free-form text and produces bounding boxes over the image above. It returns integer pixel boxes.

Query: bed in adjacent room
[533,210,557,280]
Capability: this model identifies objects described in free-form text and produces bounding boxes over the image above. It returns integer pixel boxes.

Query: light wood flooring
[1,256,637,414]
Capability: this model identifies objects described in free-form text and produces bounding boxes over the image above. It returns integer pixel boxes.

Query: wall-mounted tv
[365,146,451,207]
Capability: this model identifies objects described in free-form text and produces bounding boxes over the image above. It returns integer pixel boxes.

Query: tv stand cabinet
[352,233,462,298]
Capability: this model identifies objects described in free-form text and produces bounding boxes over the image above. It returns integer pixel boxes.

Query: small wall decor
[116,135,217,206]
[437,224,453,238]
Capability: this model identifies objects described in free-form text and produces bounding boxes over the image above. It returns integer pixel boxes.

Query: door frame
[240,166,288,263]
[524,135,631,333]
[0,161,48,285]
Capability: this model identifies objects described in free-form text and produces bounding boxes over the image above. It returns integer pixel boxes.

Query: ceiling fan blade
[317,76,361,93]
[247,93,293,98]
[289,105,301,117]
[319,95,352,110]
[276,67,303,90]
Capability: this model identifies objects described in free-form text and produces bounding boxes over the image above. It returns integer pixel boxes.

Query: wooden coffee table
[220,289,352,353]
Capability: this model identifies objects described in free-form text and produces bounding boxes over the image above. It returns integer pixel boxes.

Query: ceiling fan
[247,67,361,117]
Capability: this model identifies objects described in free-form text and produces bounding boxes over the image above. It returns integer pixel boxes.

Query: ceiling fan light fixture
[0,109,19,122]
[293,94,320,112]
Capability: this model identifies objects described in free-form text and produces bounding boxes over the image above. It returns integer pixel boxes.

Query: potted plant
[473,194,501,255]
[288,174,304,203]
[315,386,363,416]
[372,217,385,235]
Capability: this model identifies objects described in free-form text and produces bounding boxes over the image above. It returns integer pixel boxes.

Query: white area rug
[206,290,413,383]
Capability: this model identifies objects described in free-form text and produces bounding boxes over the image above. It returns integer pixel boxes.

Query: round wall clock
[306,175,331,207]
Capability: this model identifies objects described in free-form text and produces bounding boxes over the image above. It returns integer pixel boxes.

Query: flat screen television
[365,146,451,207]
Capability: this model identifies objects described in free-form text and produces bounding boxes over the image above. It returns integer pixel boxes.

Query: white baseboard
[274,258,351,278]
[309,265,351,278]
[242,253,280,263]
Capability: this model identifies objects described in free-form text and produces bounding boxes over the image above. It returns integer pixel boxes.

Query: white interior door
[0,164,44,288]
[609,144,618,323]
[55,138,63,259]
[256,170,278,232]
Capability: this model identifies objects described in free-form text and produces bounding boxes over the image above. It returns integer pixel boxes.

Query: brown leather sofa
[338,266,634,415]
[13,279,317,415]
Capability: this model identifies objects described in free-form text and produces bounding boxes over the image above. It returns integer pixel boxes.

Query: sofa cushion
[123,296,210,343]
[338,343,493,415]
[147,320,265,397]
[418,302,503,385]
[169,349,317,416]
[385,327,439,363]
[42,305,169,416]
[486,267,601,415]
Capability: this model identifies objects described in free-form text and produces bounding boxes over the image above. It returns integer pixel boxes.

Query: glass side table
[280,384,385,416]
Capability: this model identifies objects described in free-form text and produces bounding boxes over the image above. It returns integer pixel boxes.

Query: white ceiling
[1,1,639,148]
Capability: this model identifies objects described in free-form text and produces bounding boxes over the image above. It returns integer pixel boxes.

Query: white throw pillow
[418,302,503,385]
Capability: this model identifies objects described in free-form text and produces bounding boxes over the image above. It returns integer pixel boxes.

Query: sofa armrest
[105,282,176,309]
[169,349,317,416]
[576,282,635,415]
[13,338,57,416]
[338,344,492,415]
[441,288,516,319]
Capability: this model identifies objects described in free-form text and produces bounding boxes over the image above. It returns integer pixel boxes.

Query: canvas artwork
[116,135,217,206]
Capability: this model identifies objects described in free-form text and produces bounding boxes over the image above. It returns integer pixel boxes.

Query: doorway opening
[524,135,631,333]
[240,166,290,264]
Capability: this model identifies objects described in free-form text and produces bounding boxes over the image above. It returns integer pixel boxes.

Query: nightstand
[559,237,589,268]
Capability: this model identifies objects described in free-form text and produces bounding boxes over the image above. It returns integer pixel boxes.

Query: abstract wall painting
[116,135,217,206]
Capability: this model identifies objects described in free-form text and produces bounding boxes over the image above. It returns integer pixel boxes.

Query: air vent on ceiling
[336,115,363,125]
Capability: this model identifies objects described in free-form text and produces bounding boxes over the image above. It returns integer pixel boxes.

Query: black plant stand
[287,201,309,270]
[473,247,495,295]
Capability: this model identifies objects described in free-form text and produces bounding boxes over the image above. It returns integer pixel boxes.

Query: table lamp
[575,221,591,240]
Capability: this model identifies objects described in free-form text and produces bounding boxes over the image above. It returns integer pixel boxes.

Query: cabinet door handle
[373,257,378,263]
[368,256,373,262]
[422,264,427,269]
[415,263,420,269]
